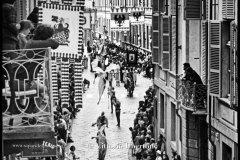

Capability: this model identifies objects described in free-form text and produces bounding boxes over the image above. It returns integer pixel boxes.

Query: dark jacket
[2,3,19,50]
[183,67,203,84]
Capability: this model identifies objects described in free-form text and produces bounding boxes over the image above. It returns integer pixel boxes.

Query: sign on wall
[4,138,57,157]
[38,3,84,55]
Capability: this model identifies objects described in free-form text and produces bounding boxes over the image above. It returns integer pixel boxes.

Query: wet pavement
[69,55,152,160]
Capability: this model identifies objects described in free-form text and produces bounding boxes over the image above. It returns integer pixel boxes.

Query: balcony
[2,48,55,139]
[176,77,207,114]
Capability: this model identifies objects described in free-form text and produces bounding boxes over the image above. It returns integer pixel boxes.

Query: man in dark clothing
[182,63,205,108]
[182,63,203,84]
[94,112,108,136]
[109,87,116,113]
[114,100,121,127]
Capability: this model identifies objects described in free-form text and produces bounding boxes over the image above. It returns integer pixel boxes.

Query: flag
[105,63,118,72]
[91,58,99,70]
[97,76,106,104]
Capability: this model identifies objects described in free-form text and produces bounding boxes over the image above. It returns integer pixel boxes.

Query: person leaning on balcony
[182,63,205,108]
[17,20,34,49]
[13,24,59,104]
[182,63,203,85]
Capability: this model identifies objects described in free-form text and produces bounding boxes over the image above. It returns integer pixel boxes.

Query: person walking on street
[92,112,109,136]
[109,87,116,113]
[114,99,121,127]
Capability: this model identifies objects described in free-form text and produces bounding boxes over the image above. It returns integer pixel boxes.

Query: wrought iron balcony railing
[176,77,207,111]
[2,48,54,131]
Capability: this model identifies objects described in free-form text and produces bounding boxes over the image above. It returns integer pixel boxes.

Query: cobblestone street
[70,58,152,160]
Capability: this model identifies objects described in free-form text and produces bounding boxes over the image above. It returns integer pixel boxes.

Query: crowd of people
[129,87,181,160]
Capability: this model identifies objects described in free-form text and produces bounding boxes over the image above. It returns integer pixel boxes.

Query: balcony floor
[3,116,54,140]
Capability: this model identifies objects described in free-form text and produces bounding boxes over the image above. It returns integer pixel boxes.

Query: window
[209,20,231,99]
[184,0,202,20]
[210,0,219,20]
[171,102,176,141]
[160,93,164,128]
[222,142,232,160]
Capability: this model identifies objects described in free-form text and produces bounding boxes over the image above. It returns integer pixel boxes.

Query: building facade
[94,0,152,55]
[152,0,238,160]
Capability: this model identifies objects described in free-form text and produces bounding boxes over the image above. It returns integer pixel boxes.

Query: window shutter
[222,0,235,19]
[171,16,176,72]
[230,21,238,108]
[171,0,176,15]
[209,21,221,97]
[184,0,202,20]
[152,14,159,64]
[206,0,209,20]
[152,0,158,12]
[162,16,171,70]
[201,21,208,85]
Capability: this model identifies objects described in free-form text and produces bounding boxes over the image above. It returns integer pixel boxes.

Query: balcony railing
[176,77,207,111]
[2,48,54,131]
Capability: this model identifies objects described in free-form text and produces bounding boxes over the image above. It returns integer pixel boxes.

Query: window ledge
[170,141,177,152]
[218,98,231,106]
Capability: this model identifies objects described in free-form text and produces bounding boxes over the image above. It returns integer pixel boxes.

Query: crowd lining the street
[129,87,181,160]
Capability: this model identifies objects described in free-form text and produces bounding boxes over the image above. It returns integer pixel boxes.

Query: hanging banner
[130,11,145,24]
[127,52,138,66]
[110,13,130,31]
[38,3,84,55]
[4,138,57,157]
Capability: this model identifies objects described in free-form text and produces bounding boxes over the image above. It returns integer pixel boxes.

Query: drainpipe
[175,0,182,157]
[208,0,216,160]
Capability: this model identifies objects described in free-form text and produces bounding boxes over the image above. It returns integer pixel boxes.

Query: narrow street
[70,56,152,160]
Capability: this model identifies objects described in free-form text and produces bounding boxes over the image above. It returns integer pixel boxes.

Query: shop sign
[4,138,57,157]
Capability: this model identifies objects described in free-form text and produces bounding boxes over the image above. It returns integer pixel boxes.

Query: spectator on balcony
[17,20,34,49]
[182,63,203,85]
[182,63,205,108]
[13,24,59,113]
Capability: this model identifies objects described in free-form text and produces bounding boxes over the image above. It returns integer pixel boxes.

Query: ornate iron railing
[176,77,207,111]
[2,48,54,130]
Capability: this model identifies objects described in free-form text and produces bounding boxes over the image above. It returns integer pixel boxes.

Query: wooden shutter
[230,21,238,108]
[152,0,159,12]
[171,16,176,72]
[152,14,159,64]
[162,16,171,70]
[201,21,208,85]
[171,0,176,15]
[209,21,221,97]
[184,0,202,20]
[222,0,235,19]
